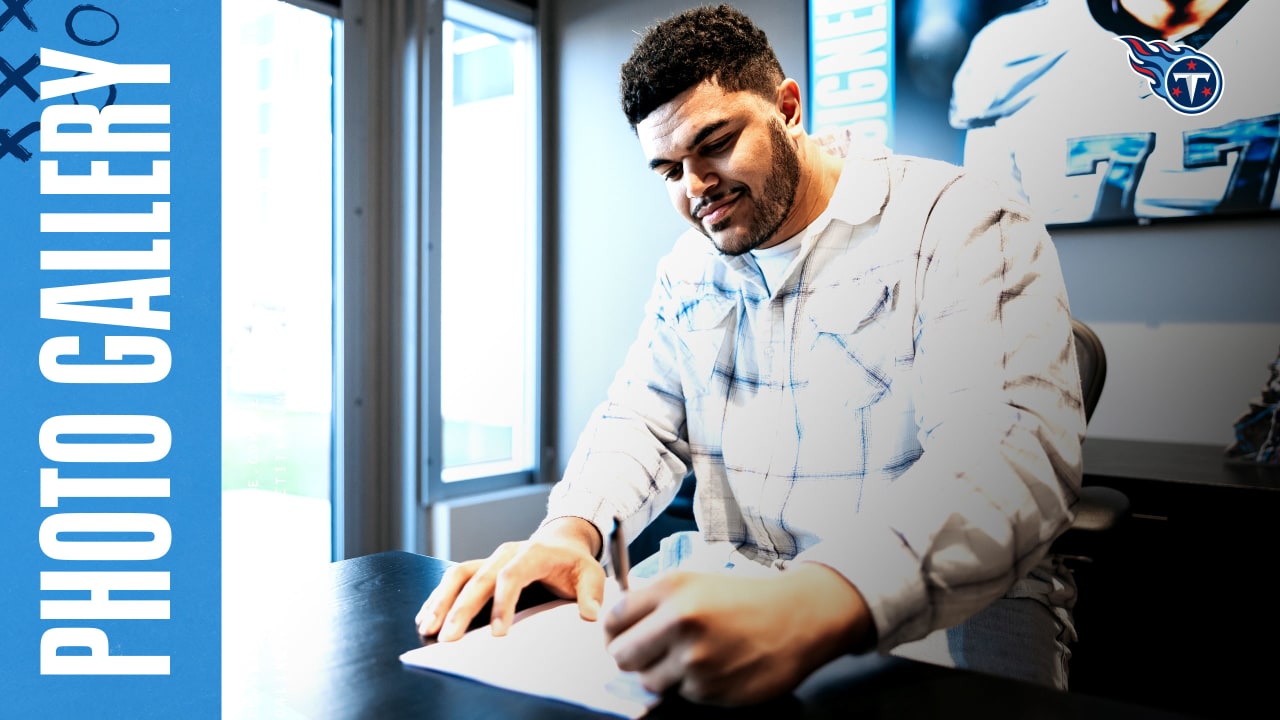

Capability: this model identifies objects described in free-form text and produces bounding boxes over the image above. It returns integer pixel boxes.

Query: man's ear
[776,78,803,130]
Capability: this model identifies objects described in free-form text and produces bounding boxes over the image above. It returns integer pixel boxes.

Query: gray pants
[889,595,1073,690]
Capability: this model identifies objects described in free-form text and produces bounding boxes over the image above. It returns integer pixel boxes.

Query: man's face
[637,81,800,256]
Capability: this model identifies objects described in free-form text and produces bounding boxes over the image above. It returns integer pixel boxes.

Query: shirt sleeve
[792,170,1086,651]
[542,250,694,557]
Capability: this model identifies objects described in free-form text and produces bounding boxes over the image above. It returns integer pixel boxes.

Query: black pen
[609,515,630,591]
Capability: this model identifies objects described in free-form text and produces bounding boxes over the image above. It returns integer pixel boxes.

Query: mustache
[690,187,745,219]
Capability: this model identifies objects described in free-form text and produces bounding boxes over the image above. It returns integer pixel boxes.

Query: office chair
[1072,317,1107,426]
[636,318,1129,563]
[1049,318,1129,560]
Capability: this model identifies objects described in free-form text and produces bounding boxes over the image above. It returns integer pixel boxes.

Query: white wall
[1055,218,1280,446]
[431,484,553,561]
[547,1,1280,480]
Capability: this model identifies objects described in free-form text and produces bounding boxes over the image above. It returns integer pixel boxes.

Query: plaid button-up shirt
[547,141,1085,650]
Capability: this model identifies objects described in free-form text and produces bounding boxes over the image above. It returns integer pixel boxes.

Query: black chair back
[1072,318,1107,424]
[1056,318,1128,555]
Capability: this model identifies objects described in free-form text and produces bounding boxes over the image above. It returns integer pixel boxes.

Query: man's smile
[694,190,743,226]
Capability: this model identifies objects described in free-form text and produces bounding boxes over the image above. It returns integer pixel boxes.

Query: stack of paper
[400,582,660,718]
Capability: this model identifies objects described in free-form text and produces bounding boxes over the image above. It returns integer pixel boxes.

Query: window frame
[424,0,542,501]
[339,0,547,558]
[421,0,543,503]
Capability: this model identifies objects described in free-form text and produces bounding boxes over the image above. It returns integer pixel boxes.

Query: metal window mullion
[435,469,534,501]
[421,0,446,512]
[341,0,429,558]
[535,0,556,485]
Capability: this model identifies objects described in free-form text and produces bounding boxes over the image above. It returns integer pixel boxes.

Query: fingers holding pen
[603,573,692,695]
[602,573,662,642]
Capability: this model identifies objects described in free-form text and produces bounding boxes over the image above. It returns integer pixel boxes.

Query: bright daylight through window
[439,1,538,485]
[220,0,337,628]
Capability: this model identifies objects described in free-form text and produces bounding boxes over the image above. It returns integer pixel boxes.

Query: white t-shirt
[749,232,803,296]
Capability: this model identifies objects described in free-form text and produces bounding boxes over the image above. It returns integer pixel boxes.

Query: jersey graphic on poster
[949,0,1276,226]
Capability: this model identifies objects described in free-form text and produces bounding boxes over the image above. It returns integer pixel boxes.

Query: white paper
[399,581,660,718]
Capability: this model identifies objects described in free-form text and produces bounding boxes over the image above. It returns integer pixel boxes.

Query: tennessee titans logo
[1117,36,1223,115]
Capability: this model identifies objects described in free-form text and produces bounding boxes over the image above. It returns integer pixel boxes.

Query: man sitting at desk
[416,3,1084,705]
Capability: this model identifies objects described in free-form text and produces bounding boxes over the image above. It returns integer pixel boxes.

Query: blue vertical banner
[807,0,894,145]
[0,2,220,717]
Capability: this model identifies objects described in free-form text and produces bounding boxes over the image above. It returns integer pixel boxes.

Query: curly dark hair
[620,4,785,127]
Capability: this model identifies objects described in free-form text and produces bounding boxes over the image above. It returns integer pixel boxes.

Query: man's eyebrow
[647,119,731,170]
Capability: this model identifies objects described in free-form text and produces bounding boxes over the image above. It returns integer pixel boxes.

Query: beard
[701,119,801,257]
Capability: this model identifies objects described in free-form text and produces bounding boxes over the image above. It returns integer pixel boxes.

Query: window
[217,0,540,566]
[220,0,339,611]
[221,1,339,713]
[431,0,540,495]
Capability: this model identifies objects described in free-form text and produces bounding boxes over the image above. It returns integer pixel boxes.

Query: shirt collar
[714,135,893,285]
[807,136,892,234]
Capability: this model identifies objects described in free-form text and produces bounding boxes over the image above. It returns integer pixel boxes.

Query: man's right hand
[414,516,606,641]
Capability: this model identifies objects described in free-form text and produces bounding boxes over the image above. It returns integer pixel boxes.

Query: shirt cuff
[790,517,930,652]
[541,491,620,562]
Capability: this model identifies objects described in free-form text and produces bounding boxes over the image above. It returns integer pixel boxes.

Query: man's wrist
[790,561,877,655]
[535,515,603,558]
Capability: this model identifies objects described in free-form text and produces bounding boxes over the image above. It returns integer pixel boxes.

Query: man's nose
[683,164,717,199]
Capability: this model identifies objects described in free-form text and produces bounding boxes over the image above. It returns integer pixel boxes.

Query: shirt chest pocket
[673,297,737,399]
[799,279,905,410]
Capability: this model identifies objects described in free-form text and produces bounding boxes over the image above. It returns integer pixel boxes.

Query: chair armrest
[1050,485,1131,560]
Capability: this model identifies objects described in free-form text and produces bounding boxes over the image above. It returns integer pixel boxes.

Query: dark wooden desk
[225,550,1188,719]
[1083,437,1280,496]
[1071,438,1280,718]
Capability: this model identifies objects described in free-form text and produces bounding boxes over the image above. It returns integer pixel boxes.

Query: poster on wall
[0,2,221,717]
[809,0,1278,227]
